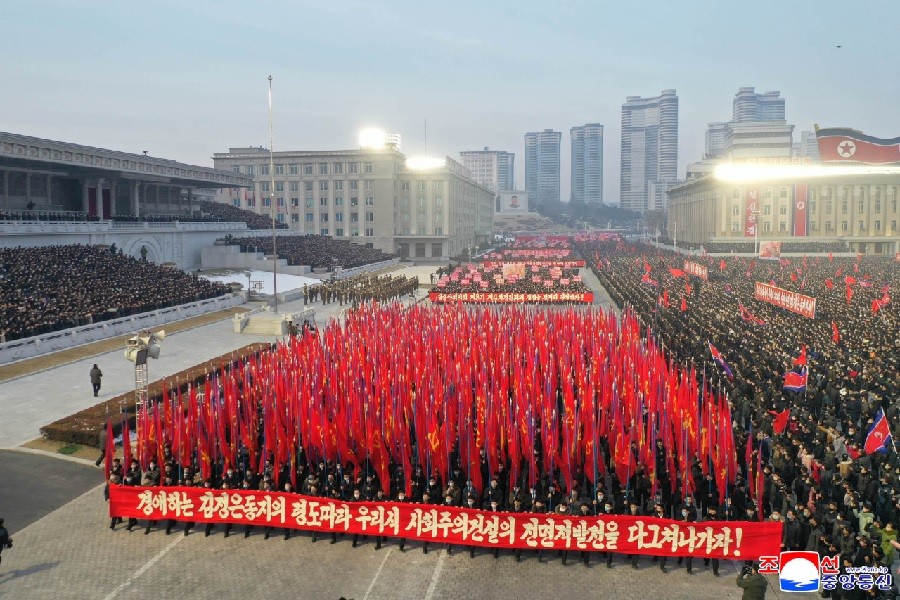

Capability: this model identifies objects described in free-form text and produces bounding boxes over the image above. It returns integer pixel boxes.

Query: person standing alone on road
[90,364,103,397]
[0,518,12,567]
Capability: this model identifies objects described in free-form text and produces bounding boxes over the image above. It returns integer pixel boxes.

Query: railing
[333,258,401,280]
[0,293,246,365]
[1,220,249,234]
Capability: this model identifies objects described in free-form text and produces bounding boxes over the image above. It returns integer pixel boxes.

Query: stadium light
[124,329,166,363]
[714,163,900,182]
[406,156,446,171]
[359,128,387,149]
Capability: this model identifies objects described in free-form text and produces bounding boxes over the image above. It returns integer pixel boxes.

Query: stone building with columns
[0,132,255,269]
[0,132,250,218]
[666,163,900,255]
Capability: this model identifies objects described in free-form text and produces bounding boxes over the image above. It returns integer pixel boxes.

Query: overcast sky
[2,0,897,205]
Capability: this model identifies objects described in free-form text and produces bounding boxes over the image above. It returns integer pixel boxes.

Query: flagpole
[267,74,278,314]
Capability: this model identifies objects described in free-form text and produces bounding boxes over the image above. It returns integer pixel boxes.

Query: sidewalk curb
[6,446,100,467]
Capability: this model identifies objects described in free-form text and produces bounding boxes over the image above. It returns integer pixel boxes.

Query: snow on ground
[202,270,320,295]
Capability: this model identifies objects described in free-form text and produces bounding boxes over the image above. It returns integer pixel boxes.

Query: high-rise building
[458,147,515,194]
[723,122,794,159]
[733,87,785,123]
[704,122,729,159]
[570,123,604,204]
[798,130,820,161]
[620,90,678,213]
[524,129,561,208]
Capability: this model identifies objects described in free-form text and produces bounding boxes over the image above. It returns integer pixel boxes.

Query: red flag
[680,297,687,312]
[792,345,807,366]
[770,409,790,434]
[831,321,840,345]
[662,290,670,307]
[825,278,833,290]
[668,268,685,278]
[845,285,853,305]
[719,259,727,272]
[104,418,115,475]
[122,413,132,474]
[828,252,833,262]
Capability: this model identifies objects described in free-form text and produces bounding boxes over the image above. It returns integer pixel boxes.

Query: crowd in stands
[698,240,851,254]
[0,245,229,342]
[224,235,396,270]
[573,238,899,584]
[0,209,99,222]
[196,201,289,230]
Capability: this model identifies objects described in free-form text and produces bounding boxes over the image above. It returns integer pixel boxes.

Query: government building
[667,127,900,255]
[213,144,494,260]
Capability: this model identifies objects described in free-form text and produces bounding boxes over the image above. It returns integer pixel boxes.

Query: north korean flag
[817,127,900,164]
[783,368,807,393]
[864,409,893,455]
[708,342,734,379]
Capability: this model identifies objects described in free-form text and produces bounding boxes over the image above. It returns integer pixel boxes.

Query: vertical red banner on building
[793,184,808,237]
[744,189,759,238]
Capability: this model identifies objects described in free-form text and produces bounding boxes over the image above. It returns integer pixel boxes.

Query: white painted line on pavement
[101,536,183,600]
[7,446,98,466]
[423,549,447,600]
[362,548,392,600]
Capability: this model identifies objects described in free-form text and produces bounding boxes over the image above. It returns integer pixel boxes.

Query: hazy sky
[2,1,898,205]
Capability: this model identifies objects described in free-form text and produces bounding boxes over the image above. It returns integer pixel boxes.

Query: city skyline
[1,1,897,206]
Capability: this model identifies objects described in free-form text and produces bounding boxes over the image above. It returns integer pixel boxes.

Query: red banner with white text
[754,282,817,318]
[482,260,586,268]
[109,486,782,559]
[429,291,593,304]
[744,189,760,238]
[683,261,708,281]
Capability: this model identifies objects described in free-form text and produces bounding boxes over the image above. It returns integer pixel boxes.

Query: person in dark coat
[0,518,11,567]
[736,564,768,599]
[90,364,103,397]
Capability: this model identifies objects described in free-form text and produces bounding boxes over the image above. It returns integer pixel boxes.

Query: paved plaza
[0,476,804,600]
[0,264,808,599]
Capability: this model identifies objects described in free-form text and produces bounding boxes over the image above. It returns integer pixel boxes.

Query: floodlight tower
[124,329,165,413]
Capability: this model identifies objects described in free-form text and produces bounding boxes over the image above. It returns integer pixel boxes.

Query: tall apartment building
[700,88,793,166]
[570,124,604,204]
[798,130,821,161]
[733,88,785,122]
[524,129,561,208]
[620,90,678,213]
[212,147,494,259]
[704,122,729,159]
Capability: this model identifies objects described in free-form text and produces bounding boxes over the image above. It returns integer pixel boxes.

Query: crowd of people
[303,273,419,306]
[576,238,899,589]
[196,201,289,230]
[0,209,100,222]
[224,235,396,270]
[0,245,229,342]
[694,240,851,254]
[435,263,589,295]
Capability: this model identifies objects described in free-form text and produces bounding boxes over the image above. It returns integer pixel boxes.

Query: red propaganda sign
[744,189,759,237]
[793,184,808,237]
[429,292,593,304]
[482,260,586,268]
[754,282,816,318]
[683,261,708,281]
[109,486,782,559]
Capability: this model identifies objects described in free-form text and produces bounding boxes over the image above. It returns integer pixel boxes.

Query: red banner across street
[109,486,782,559]
[429,291,593,304]
[482,260,586,268]
[754,282,817,318]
